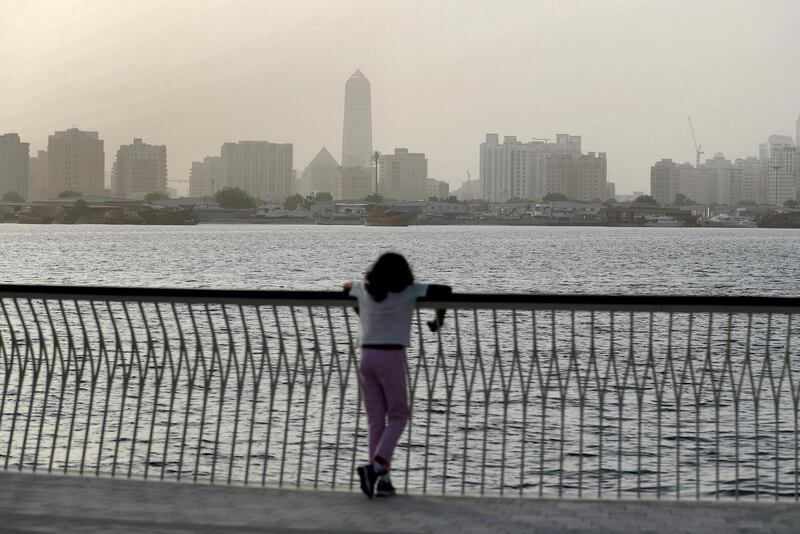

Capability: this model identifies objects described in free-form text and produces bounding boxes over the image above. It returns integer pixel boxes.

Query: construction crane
[687,115,703,168]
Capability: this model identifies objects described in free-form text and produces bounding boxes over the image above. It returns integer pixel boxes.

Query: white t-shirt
[348,281,429,346]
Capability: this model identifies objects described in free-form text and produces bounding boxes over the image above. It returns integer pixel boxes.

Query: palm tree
[369,151,382,195]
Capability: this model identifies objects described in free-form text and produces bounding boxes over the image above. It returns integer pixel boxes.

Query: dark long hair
[365,252,414,302]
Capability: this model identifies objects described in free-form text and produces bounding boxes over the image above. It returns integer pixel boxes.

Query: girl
[345,252,450,499]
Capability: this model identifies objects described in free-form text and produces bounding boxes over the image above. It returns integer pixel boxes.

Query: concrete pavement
[0,471,798,533]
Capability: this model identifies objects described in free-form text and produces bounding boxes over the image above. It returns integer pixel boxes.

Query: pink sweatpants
[358,347,410,467]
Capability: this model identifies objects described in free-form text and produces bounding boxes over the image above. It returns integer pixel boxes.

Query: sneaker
[357,464,379,499]
[376,478,396,498]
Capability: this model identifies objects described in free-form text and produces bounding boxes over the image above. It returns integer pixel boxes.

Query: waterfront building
[47,128,105,199]
[427,178,450,199]
[112,138,167,199]
[766,145,798,205]
[220,141,293,201]
[732,157,766,205]
[336,166,372,200]
[379,148,427,201]
[480,133,605,202]
[189,156,222,198]
[299,147,339,196]
[341,69,372,169]
[0,133,30,200]
[759,134,794,162]
[651,159,685,205]
[28,150,48,201]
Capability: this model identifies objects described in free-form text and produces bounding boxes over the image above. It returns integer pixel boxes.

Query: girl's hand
[427,318,443,332]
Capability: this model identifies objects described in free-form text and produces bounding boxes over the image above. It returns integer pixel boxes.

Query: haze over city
[3,0,799,194]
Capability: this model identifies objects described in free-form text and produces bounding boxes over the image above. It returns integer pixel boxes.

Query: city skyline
[3,0,799,194]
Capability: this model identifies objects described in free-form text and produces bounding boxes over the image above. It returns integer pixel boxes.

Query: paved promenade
[0,471,798,533]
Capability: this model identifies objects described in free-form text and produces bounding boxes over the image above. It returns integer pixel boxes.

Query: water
[1,224,799,498]
[1,224,799,295]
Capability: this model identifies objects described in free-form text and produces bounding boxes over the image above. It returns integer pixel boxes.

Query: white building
[221,141,293,201]
[379,148,427,200]
[759,134,794,162]
[480,133,605,202]
[190,156,222,198]
[732,157,766,204]
[47,128,105,199]
[0,133,29,200]
[766,145,798,205]
[426,178,450,199]
[112,138,167,199]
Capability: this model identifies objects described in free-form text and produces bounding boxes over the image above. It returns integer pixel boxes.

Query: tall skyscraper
[796,114,799,148]
[379,148,428,200]
[47,128,105,198]
[221,141,293,201]
[112,138,167,199]
[341,69,372,169]
[0,133,30,200]
[189,156,222,198]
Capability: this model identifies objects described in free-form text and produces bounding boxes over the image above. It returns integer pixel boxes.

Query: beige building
[766,145,798,205]
[46,128,104,198]
[221,141,293,201]
[28,150,48,201]
[112,138,167,199]
[336,166,372,200]
[480,133,604,202]
[426,178,450,199]
[379,148,427,200]
[542,152,607,202]
[189,156,222,198]
[0,133,29,200]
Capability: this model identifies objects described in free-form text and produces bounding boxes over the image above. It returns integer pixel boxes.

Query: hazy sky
[2,0,799,194]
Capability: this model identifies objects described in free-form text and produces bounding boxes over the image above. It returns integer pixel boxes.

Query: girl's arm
[425,284,452,332]
[343,282,359,314]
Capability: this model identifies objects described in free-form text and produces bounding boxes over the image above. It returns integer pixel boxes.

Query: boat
[643,216,683,227]
[700,214,758,228]
[362,207,411,226]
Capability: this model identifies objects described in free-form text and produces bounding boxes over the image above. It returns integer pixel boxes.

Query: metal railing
[0,285,798,500]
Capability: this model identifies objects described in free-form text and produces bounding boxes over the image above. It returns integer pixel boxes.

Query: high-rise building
[47,128,104,198]
[650,159,689,205]
[796,114,800,149]
[112,138,167,199]
[189,156,222,198]
[0,133,30,200]
[28,150,48,201]
[732,157,766,205]
[480,133,604,202]
[221,141,293,201]
[427,179,450,199]
[299,147,339,196]
[379,148,427,200]
[341,69,372,168]
[759,135,794,162]
[766,145,798,205]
